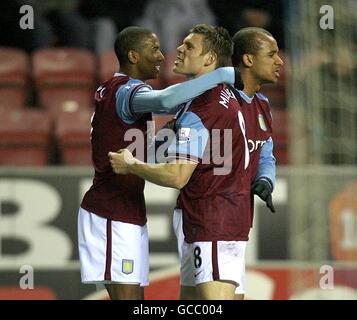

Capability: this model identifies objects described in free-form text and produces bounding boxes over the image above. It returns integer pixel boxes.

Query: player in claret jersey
[78,26,241,300]
[109,24,251,300]
[230,27,284,299]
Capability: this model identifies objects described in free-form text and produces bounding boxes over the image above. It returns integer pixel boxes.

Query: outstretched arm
[116,67,242,124]
[108,149,197,189]
[110,106,208,189]
[131,67,238,114]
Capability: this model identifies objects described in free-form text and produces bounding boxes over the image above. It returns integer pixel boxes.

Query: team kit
[79,24,282,300]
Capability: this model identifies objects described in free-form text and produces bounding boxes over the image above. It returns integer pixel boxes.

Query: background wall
[0,167,356,299]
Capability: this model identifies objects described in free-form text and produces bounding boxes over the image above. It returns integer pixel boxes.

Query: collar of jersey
[238,90,254,104]
[114,72,127,77]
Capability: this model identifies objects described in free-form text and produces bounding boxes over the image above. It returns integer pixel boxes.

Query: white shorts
[78,207,149,286]
[173,209,246,294]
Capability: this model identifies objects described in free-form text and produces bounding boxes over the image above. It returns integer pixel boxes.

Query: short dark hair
[190,24,233,68]
[232,27,273,66]
[114,26,153,66]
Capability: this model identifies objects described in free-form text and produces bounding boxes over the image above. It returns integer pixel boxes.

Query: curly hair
[114,26,153,66]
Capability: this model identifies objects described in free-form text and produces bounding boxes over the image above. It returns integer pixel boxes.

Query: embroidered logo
[122,259,134,274]
[258,114,267,131]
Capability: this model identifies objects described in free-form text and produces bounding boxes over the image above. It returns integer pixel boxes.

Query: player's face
[251,35,283,84]
[137,33,164,80]
[173,33,210,78]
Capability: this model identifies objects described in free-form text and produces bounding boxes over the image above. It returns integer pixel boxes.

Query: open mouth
[174,57,183,65]
[155,65,160,71]
[274,70,280,77]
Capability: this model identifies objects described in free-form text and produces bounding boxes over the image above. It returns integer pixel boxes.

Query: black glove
[234,67,244,90]
[252,178,276,213]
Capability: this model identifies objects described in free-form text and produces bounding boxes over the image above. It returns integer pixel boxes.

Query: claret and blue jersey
[236,89,276,188]
[82,68,237,225]
[165,84,252,242]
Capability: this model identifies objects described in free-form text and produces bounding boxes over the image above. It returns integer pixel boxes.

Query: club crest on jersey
[258,114,267,131]
[122,259,134,274]
[178,127,191,143]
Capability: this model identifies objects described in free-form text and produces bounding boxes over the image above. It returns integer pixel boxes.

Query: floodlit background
[0,0,356,299]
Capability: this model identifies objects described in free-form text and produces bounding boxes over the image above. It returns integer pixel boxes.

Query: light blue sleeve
[115,79,152,124]
[131,67,235,115]
[255,137,276,189]
[165,111,209,163]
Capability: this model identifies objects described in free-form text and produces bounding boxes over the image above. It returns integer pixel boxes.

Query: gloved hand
[234,67,244,90]
[252,178,276,213]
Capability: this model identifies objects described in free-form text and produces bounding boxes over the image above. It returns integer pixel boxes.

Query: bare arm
[108,149,197,189]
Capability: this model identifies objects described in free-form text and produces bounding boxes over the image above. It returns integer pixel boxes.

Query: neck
[240,67,260,97]
[119,65,146,81]
[187,65,216,80]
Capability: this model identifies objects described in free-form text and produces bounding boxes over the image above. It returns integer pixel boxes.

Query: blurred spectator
[79,0,148,34]
[136,0,216,53]
[78,0,151,53]
[23,0,88,50]
[0,0,37,52]
[208,0,284,49]
[0,0,87,51]
[0,0,116,54]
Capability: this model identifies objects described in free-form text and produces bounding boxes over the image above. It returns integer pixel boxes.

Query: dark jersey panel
[176,84,251,242]
[81,75,151,225]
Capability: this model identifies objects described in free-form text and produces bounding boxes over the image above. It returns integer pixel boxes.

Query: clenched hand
[108,149,134,174]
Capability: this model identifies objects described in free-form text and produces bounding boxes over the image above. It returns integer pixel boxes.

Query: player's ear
[204,51,217,67]
[128,50,139,64]
[242,53,253,67]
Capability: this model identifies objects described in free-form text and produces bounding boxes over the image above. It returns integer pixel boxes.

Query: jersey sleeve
[165,111,209,163]
[254,137,276,189]
[131,67,235,115]
[115,79,152,124]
